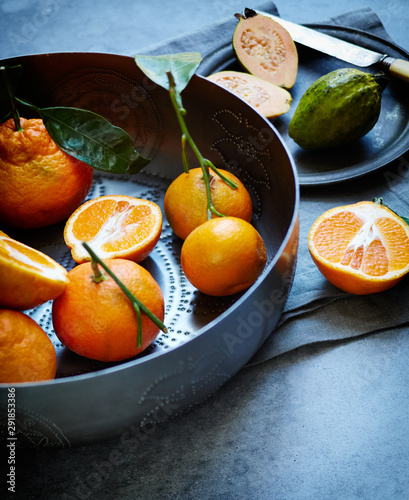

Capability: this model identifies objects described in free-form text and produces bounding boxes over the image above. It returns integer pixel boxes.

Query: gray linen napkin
[143,2,409,364]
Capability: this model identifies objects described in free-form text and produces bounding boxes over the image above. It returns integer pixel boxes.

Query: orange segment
[308,201,409,294]
[64,195,163,263]
[0,235,69,310]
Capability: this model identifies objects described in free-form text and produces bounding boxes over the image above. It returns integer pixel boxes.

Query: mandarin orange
[164,167,252,240]
[181,216,267,296]
[0,234,69,310]
[308,200,409,294]
[63,195,162,264]
[0,117,93,229]
[52,258,165,362]
[0,309,57,383]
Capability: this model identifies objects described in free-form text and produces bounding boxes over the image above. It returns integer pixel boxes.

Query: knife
[250,8,409,83]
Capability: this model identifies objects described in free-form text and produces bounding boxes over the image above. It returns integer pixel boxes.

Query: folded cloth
[143,2,409,364]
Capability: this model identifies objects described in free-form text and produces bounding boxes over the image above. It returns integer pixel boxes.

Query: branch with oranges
[135,52,268,295]
[135,52,239,221]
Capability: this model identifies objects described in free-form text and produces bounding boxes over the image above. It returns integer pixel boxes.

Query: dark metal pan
[0,52,299,448]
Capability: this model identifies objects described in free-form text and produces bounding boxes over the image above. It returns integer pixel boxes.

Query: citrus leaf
[36,105,150,174]
[134,52,202,95]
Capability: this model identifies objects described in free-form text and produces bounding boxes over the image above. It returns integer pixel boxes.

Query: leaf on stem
[134,52,202,101]
[17,99,151,175]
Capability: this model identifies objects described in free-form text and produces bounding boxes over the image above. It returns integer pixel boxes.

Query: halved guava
[207,70,292,119]
[233,9,298,89]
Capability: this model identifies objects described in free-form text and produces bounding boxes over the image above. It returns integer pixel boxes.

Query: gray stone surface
[1,1,409,499]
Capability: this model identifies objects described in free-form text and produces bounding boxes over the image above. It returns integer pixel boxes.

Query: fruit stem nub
[82,242,167,348]
[91,257,107,283]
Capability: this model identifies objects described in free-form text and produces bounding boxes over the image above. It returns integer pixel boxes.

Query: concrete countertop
[1,1,409,499]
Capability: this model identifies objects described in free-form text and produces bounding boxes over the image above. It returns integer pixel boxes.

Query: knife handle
[383,57,409,83]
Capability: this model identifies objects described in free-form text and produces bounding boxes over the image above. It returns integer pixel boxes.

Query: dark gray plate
[0,52,299,448]
[199,25,409,186]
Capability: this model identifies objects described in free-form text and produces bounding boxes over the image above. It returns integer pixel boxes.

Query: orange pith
[64,195,162,263]
[0,117,93,229]
[52,259,164,362]
[308,201,409,294]
[0,309,57,383]
[164,167,252,240]
[0,235,69,310]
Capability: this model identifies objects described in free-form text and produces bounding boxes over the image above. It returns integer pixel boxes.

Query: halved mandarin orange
[308,200,409,295]
[0,235,69,310]
[64,195,162,263]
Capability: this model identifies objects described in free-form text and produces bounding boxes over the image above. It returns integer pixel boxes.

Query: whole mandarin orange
[0,117,93,229]
[0,309,57,383]
[181,216,267,296]
[164,167,252,239]
[52,259,165,362]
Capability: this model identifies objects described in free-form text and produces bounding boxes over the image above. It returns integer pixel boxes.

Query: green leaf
[0,65,22,124]
[35,105,150,175]
[134,52,202,95]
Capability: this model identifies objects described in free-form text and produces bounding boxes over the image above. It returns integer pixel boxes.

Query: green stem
[90,258,107,283]
[181,134,190,173]
[1,66,22,131]
[167,72,237,220]
[82,242,167,348]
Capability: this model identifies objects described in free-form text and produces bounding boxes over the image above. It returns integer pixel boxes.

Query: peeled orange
[64,195,162,263]
[0,235,69,310]
[308,200,409,294]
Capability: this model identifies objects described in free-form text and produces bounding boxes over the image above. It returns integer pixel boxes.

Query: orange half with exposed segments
[308,200,409,295]
[0,235,69,310]
[64,195,163,263]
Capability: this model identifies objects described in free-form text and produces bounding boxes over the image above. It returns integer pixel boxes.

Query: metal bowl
[0,52,299,448]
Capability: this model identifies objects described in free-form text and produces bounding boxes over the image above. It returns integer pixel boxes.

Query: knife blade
[252,9,409,83]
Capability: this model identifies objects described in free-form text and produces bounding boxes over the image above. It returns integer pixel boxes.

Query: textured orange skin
[0,235,69,310]
[164,168,252,240]
[181,217,267,296]
[52,259,165,362]
[0,118,94,229]
[0,309,57,383]
[308,201,409,295]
